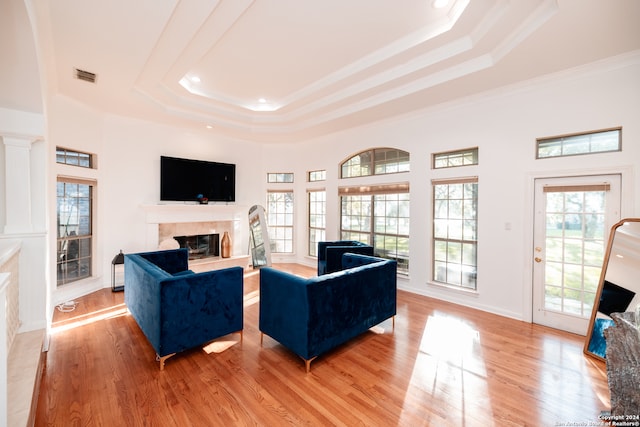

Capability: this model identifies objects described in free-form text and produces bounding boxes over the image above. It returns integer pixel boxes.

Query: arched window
[339,148,410,274]
[340,148,409,178]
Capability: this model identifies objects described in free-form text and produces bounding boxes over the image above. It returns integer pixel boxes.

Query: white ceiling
[2,0,640,142]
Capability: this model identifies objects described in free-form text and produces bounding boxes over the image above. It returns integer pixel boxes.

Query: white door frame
[532,174,620,334]
[522,166,634,325]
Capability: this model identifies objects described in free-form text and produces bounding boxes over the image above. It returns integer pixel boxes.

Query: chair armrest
[124,255,165,353]
[341,253,390,269]
[259,267,311,359]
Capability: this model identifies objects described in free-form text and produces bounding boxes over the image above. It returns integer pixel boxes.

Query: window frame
[56,147,95,168]
[339,183,410,275]
[308,170,326,182]
[266,190,294,253]
[432,147,479,169]
[267,172,294,183]
[56,176,95,286]
[340,148,410,179]
[308,189,326,257]
[536,127,622,159]
[431,176,478,290]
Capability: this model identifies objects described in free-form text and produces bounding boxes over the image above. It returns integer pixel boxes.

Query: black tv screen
[160,156,235,202]
[598,280,636,316]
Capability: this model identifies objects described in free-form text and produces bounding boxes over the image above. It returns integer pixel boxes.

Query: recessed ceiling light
[245,98,281,112]
[190,76,201,83]
[206,125,213,129]
[432,0,449,8]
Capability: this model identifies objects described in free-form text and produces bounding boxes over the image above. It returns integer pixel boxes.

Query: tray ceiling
[3,0,640,141]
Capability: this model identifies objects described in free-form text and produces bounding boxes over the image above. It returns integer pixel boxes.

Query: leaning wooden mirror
[248,204,272,268]
[584,218,640,360]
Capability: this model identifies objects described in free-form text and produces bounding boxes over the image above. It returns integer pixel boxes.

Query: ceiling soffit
[133,0,559,135]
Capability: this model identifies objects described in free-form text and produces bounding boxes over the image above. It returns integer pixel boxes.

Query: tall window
[340,148,410,274]
[57,179,94,286]
[267,191,294,253]
[340,185,410,274]
[308,190,326,257]
[432,177,478,289]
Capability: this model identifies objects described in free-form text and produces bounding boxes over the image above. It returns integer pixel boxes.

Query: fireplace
[174,233,220,260]
[142,204,249,268]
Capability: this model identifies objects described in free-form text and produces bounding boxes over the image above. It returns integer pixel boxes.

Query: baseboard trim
[27,344,46,427]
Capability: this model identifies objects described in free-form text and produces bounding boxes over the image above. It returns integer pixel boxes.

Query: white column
[3,136,35,234]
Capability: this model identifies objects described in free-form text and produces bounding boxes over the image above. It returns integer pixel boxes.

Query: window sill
[427,280,479,297]
[54,276,104,306]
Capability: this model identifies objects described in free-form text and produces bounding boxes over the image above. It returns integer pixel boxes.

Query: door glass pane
[543,190,607,317]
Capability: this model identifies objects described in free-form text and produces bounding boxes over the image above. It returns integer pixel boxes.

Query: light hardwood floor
[35,264,611,426]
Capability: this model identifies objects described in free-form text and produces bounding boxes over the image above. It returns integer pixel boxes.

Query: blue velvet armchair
[317,240,374,275]
[124,248,244,369]
[260,253,397,372]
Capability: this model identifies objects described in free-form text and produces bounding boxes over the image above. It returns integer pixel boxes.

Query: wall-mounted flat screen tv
[160,156,235,202]
[598,280,636,317]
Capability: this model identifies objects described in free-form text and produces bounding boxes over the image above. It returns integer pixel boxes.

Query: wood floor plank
[35,263,610,426]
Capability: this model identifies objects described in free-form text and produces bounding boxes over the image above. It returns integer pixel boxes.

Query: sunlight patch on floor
[419,314,481,360]
[244,289,260,307]
[398,313,491,425]
[540,336,610,420]
[51,304,129,334]
[202,339,238,354]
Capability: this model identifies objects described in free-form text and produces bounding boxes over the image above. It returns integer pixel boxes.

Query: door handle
[535,257,542,263]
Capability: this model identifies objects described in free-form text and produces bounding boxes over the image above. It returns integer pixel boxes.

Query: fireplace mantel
[140,203,247,224]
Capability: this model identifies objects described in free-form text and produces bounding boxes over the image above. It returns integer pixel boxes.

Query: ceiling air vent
[75,68,97,83]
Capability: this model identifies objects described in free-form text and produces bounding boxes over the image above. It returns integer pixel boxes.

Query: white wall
[46,97,266,302]
[99,115,265,262]
[263,54,640,321]
[47,96,105,303]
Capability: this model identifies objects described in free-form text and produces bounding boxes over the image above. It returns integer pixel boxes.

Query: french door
[532,175,621,334]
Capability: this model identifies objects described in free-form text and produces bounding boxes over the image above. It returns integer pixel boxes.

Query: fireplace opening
[174,233,220,260]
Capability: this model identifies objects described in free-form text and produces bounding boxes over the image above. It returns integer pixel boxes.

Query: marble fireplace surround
[141,204,246,258]
[159,221,224,243]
